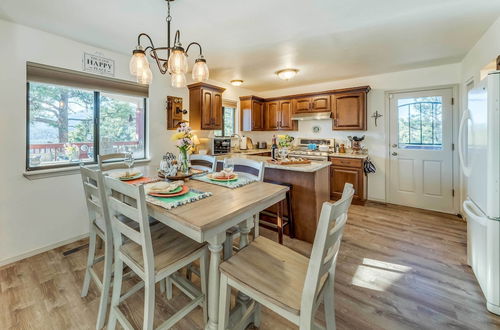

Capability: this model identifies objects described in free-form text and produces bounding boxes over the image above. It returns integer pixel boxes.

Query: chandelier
[129,0,209,87]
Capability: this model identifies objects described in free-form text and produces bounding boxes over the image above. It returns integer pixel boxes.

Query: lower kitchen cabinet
[329,156,367,204]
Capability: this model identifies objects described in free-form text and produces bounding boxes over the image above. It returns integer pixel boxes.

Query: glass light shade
[137,66,153,85]
[171,72,186,88]
[230,80,243,86]
[129,51,149,77]
[168,48,188,74]
[277,69,299,80]
[192,59,209,82]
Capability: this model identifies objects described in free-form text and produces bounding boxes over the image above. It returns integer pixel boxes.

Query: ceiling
[1,0,499,92]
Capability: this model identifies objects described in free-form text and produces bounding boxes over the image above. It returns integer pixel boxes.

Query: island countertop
[214,153,331,173]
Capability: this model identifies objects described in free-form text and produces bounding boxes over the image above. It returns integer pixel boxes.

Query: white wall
[238,63,462,202]
[0,19,253,265]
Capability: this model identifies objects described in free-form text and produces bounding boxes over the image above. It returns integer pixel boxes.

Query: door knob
[392,152,398,156]
[392,144,397,148]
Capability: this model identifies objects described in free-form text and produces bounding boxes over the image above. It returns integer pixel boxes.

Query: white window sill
[23,158,152,180]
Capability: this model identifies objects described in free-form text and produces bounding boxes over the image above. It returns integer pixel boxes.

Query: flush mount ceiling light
[276,68,299,80]
[230,80,244,86]
[129,0,209,87]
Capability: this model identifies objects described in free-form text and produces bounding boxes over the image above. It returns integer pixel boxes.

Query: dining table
[136,166,289,330]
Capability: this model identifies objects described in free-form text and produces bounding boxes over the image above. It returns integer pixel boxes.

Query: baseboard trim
[0,233,89,268]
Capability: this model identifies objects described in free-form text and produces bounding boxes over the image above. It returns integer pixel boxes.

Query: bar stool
[260,179,295,244]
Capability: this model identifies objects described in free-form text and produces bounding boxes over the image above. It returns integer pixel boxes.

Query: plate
[148,185,189,197]
[119,172,143,181]
[208,173,239,182]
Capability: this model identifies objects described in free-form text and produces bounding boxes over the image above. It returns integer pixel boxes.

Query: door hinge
[452,189,455,197]
[451,97,454,106]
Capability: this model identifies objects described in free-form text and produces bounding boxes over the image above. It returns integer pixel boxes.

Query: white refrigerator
[459,70,500,315]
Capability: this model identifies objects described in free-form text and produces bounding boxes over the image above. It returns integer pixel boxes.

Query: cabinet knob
[391,152,398,156]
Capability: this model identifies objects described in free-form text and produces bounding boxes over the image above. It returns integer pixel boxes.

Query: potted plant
[171,123,194,174]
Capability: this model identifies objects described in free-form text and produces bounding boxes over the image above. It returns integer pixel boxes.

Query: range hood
[291,111,332,121]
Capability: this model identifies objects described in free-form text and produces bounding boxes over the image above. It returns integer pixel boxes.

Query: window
[214,106,235,137]
[397,96,442,150]
[27,81,147,170]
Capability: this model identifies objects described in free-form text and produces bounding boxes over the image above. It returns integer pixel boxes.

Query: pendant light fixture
[129,0,209,87]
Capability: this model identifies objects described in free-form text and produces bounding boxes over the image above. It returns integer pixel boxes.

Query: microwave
[211,137,231,155]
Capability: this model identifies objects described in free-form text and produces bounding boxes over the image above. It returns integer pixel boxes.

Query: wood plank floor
[1,202,500,329]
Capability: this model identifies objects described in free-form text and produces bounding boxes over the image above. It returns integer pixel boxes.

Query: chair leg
[81,227,97,297]
[223,234,233,261]
[286,191,295,238]
[143,277,155,330]
[200,249,209,324]
[95,237,113,329]
[107,256,124,330]
[323,276,336,330]
[166,277,173,300]
[160,278,166,293]
[253,302,262,328]
[186,265,193,281]
[218,273,231,330]
[277,201,284,245]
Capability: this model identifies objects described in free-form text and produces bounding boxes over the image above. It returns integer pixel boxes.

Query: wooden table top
[137,166,289,236]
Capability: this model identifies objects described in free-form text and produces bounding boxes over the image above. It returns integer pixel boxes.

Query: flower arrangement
[171,123,194,173]
[64,143,79,160]
[277,135,294,148]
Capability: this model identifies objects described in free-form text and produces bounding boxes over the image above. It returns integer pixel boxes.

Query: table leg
[206,233,226,330]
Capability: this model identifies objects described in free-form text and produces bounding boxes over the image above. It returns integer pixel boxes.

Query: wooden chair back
[80,165,112,236]
[103,176,155,275]
[98,153,130,171]
[300,183,354,325]
[227,157,265,181]
[190,154,216,172]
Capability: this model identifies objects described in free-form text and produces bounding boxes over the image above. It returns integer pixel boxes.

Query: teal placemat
[193,174,257,189]
[145,188,212,210]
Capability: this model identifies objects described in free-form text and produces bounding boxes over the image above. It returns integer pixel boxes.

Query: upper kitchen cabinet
[292,94,331,113]
[240,96,265,131]
[332,86,371,131]
[188,82,225,130]
[265,100,297,131]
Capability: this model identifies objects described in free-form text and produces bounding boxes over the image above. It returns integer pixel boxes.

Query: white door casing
[388,88,455,213]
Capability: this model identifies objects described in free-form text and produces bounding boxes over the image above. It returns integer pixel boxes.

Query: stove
[288,137,335,161]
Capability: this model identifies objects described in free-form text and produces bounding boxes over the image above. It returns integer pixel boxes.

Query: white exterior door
[388,88,455,213]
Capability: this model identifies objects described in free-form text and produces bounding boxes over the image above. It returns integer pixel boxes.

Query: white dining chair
[103,176,209,330]
[222,157,265,260]
[218,183,354,330]
[190,154,217,172]
[79,166,115,329]
[98,153,130,171]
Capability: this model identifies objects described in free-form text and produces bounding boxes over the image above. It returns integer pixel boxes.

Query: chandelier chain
[166,0,172,22]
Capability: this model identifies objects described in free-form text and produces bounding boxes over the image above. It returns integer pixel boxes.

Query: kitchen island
[215,152,330,243]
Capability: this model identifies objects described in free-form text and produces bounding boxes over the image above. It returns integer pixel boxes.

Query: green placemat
[145,188,212,210]
[193,174,257,189]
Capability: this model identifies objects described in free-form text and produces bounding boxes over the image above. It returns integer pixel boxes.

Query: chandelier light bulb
[168,47,188,74]
[276,68,299,80]
[192,57,209,82]
[129,48,148,77]
[171,72,186,88]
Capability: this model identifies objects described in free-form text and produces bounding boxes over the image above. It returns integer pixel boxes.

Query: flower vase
[178,149,190,174]
[278,147,289,160]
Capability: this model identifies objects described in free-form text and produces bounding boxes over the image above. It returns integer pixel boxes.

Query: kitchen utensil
[258,141,267,149]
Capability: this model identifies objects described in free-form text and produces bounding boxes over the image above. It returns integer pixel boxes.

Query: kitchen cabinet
[292,94,330,113]
[240,96,265,131]
[188,82,225,130]
[265,100,297,131]
[329,156,367,205]
[332,86,370,131]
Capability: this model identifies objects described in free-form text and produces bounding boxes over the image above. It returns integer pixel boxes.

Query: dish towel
[193,174,257,189]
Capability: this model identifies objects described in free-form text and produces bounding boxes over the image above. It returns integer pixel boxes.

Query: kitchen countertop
[328,152,368,159]
[214,153,331,173]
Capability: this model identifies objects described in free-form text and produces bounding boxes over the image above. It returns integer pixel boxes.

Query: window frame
[25,81,148,171]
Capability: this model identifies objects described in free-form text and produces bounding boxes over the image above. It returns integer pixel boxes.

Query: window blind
[26,62,149,97]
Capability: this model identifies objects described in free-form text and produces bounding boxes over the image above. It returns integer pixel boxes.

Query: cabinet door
[279,100,294,130]
[265,101,280,130]
[330,166,362,200]
[201,89,213,129]
[311,94,331,112]
[211,91,223,129]
[332,91,366,130]
[252,100,264,130]
[293,97,311,113]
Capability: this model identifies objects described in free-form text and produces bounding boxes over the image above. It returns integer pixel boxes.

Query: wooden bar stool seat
[260,179,295,244]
